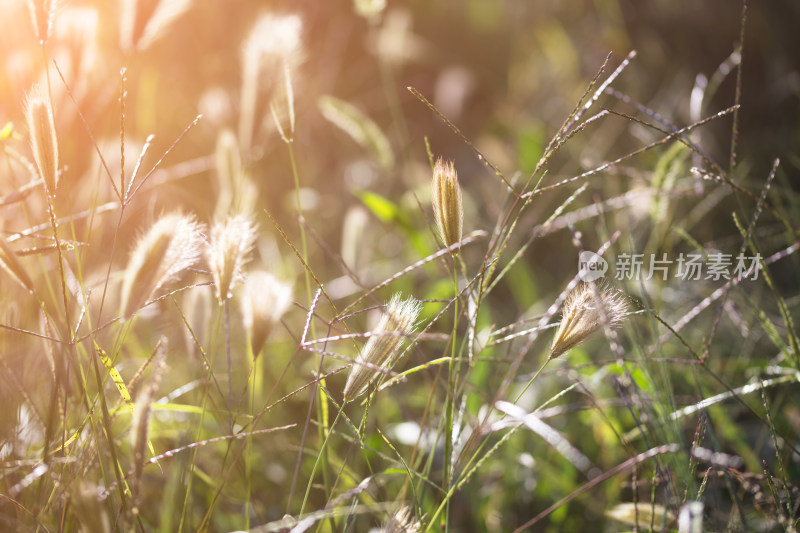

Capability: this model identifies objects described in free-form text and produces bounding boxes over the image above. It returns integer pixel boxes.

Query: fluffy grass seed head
[549,283,626,360]
[343,293,421,401]
[432,158,463,250]
[120,214,203,319]
[207,214,257,304]
[241,271,292,356]
[25,83,59,195]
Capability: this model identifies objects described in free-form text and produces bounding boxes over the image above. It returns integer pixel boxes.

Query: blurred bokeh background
[1,0,797,237]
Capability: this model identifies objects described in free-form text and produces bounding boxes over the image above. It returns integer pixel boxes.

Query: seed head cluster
[25,83,59,195]
[549,283,626,360]
[432,158,463,250]
[120,214,204,319]
[343,293,421,401]
[207,214,257,304]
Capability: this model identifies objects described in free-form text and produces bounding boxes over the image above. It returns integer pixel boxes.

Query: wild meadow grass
[0,1,798,531]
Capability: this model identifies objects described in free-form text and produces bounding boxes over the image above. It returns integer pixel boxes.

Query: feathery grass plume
[380,506,421,533]
[26,0,57,43]
[432,158,463,250]
[206,214,257,304]
[130,338,167,511]
[119,214,203,319]
[549,282,626,360]
[0,236,35,293]
[119,0,192,53]
[241,271,292,356]
[25,83,59,196]
[239,13,302,149]
[343,293,421,401]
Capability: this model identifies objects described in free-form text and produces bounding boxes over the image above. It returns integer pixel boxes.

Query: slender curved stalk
[442,255,458,531]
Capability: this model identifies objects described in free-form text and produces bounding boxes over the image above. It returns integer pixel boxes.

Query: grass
[1,0,799,531]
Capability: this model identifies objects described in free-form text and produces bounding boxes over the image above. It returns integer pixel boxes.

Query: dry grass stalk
[343,293,421,401]
[432,158,463,250]
[206,214,256,304]
[25,83,59,195]
[549,282,626,360]
[119,214,203,319]
[241,271,292,356]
